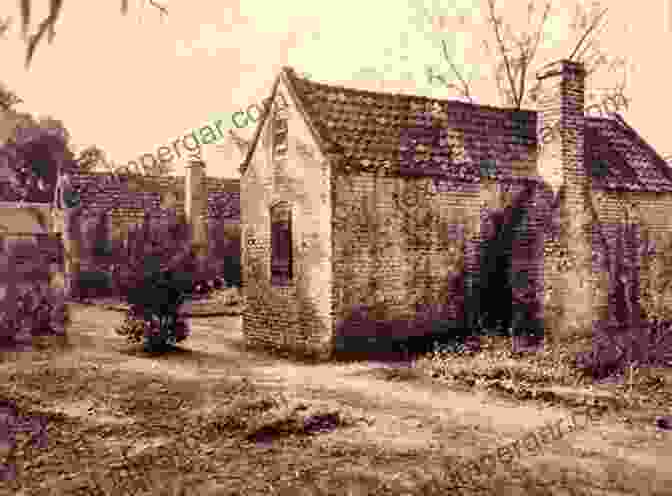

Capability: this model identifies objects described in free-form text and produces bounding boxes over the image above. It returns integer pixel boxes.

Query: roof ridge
[290,72,536,116]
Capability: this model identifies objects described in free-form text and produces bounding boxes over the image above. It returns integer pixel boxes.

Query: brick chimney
[185,159,207,262]
[536,59,586,196]
[536,59,596,339]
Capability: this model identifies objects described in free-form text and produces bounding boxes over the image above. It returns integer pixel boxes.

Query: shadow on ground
[332,329,474,364]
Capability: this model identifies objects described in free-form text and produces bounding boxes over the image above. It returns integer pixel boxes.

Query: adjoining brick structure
[44,161,240,297]
[239,61,672,360]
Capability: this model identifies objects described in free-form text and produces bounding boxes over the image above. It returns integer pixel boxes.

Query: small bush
[117,269,191,352]
[115,305,190,350]
[575,320,672,381]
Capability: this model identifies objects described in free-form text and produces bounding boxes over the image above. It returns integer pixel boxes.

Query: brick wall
[241,80,333,359]
[53,165,240,296]
[590,190,672,327]
[331,171,556,346]
[331,171,481,344]
[241,62,672,360]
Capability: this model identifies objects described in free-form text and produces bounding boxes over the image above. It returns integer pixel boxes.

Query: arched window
[270,202,292,285]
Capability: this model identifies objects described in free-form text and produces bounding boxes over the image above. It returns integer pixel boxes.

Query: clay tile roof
[284,68,539,181]
[584,116,672,192]
[283,69,672,193]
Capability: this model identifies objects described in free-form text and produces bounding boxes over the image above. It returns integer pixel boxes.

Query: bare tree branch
[24,0,64,68]
[148,0,168,19]
[18,0,168,68]
[574,18,610,63]
[19,0,30,39]
[486,0,520,107]
[440,39,474,103]
[568,7,608,61]
[529,1,552,63]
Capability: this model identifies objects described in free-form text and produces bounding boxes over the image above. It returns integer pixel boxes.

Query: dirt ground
[0,304,671,495]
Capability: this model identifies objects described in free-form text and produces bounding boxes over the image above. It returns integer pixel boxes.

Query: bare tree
[433,0,629,111]
[12,0,168,68]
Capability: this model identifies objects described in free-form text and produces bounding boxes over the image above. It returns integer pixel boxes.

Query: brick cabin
[240,60,672,360]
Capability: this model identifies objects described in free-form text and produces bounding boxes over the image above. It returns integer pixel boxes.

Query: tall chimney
[536,59,596,339]
[536,59,586,196]
[185,159,207,265]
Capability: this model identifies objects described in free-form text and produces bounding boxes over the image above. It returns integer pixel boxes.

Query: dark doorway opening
[476,210,514,335]
[467,184,539,337]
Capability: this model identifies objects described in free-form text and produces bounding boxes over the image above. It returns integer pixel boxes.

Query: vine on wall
[542,179,672,345]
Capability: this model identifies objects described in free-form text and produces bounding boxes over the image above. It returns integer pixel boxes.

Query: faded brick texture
[240,62,672,360]
[240,77,333,359]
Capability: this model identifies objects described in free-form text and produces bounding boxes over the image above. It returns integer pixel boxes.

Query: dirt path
[1,305,671,495]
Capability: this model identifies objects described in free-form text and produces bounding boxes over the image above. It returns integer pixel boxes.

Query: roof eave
[239,73,282,177]
[239,67,332,177]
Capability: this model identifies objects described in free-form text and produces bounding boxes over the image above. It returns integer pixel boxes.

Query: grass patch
[415,333,672,415]
[196,391,372,444]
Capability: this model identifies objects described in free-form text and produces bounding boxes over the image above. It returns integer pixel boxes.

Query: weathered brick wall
[331,171,553,345]
[240,62,671,360]
[241,81,333,359]
[331,171,480,344]
[591,190,672,326]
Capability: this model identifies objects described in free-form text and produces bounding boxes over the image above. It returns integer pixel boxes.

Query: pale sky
[0,0,669,178]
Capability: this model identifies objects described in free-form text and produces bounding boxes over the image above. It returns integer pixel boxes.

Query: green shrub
[117,269,191,352]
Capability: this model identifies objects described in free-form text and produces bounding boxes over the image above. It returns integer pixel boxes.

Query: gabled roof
[240,67,329,177]
[243,68,540,181]
[243,67,672,193]
[585,115,672,192]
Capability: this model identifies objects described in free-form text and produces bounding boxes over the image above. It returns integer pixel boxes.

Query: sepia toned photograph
[0,1,670,494]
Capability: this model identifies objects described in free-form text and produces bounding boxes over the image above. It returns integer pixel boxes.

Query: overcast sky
[0,0,668,178]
